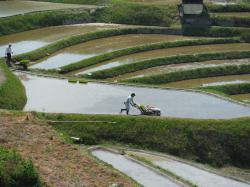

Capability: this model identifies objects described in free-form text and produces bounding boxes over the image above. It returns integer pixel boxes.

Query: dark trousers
[6,53,12,67]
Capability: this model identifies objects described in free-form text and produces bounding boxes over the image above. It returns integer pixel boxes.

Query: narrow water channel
[18,73,250,119]
[92,149,181,187]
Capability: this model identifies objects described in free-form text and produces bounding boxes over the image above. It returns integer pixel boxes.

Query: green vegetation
[211,16,250,27]
[0,59,27,110]
[38,113,250,168]
[94,0,178,27]
[60,37,240,73]
[241,32,250,42]
[13,27,180,62]
[0,9,92,36]
[127,64,250,85]
[87,51,250,79]
[207,3,250,12]
[201,83,250,95]
[0,146,40,187]
[33,0,109,5]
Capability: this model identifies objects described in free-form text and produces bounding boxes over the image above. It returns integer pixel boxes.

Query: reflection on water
[18,73,250,119]
[33,34,194,70]
[92,149,181,187]
[0,23,126,57]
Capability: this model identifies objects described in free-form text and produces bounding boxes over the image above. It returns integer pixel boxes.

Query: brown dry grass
[0,111,134,187]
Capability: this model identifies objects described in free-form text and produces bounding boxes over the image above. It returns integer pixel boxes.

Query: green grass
[0,8,92,36]
[32,0,109,5]
[87,50,250,79]
[0,59,27,110]
[0,146,40,187]
[60,37,240,73]
[37,113,250,168]
[200,83,250,96]
[127,64,250,85]
[207,3,250,12]
[211,16,250,28]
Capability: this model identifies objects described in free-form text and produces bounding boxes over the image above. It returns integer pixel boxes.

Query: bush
[201,83,250,95]
[127,64,250,85]
[0,146,40,187]
[0,59,27,110]
[41,113,250,168]
[60,37,239,73]
[0,9,92,36]
[87,51,250,79]
[94,0,177,27]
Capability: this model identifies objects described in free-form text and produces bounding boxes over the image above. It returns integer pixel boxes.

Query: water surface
[92,149,181,187]
[18,73,250,119]
[0,23,125,57]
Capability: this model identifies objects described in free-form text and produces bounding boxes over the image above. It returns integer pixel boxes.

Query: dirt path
[0,111,134,187]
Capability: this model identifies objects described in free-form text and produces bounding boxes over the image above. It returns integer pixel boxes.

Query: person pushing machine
[5,44,13,67]
[120,93,137,115]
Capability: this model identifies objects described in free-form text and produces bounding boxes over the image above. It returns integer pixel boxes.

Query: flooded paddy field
[128,151,250,187]
[161,74,250,89]
[92,149,181,187]
[77,43,250,75]
[31,34,194,70]
[0,0,95,18]
[0,23,125,57]
[18,72,250,119]
[107,59,250,81]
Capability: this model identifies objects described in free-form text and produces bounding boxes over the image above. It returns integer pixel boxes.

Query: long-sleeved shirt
[5,46,12,55]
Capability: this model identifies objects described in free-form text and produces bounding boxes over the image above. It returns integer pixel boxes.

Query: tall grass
[0,146,40,187]
[211,16,250,28]
[127,64,250,85]
[207,3,250,12]
[60,37,240,73]
[0,59,27,110]
[39,113,250,168]
[87,51,250,79]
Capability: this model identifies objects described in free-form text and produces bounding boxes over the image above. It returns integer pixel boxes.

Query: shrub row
[0,146,40,187]
[207,3,250,12]
[13,27,181,62]
[0,8,92,36]
[211,16,250,28]
[127,64,250,85]
[202,83,250,95]
[87,51,250,79]
[39,113,250,168]
[0,59,27,110]
[60,37,240,73]
[94,1,178,27]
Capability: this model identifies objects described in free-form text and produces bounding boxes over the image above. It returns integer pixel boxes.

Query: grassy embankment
[60,37,240,73]
[211,15,250,28]
[0,8,92,36]
[0,59,27,110]
[86,51,250,79]
[38,113,250,168]
[126,64,250,85]
[32,0,109,5]
[0,146,40,187]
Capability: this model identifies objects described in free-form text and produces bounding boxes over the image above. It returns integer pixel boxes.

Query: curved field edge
[13,26,181,63]
[86,50,250,79]
[0,59,27,110]
[0,8,92,36]
[126,64,250,85]
[0,146,40,187]
[37,113,250,168]
[60,37,240,73]
[211,15,250,28]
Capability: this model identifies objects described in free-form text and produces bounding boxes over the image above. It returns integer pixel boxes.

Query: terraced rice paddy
[78,43,250,75]
[161,74,250,88]
[231,93,250,103]
[0,23,125,57]
[128,151,250,187]
[31,34,195,70]
[18,72,250,119]
[0,0,96,17]
[107,59,250,81]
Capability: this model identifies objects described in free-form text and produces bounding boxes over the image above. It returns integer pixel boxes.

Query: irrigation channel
[92,148,250,187]
[17,72,250,119]
[30,34,195,70]
[0,23,127,57]
[0,0,97,18]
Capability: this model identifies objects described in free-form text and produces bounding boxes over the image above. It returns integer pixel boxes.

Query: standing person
[5,44,13,67]
[120,93,137,115]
